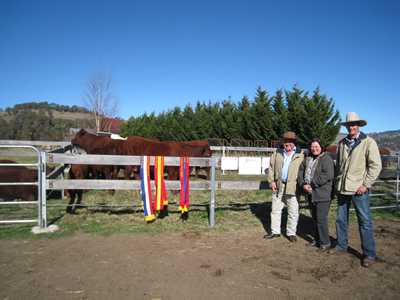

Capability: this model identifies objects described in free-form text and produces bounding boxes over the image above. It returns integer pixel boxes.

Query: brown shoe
[362,257,376,268]
[288,235,297,243]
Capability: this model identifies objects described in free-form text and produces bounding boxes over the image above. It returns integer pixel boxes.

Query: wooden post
[209,157,216,227]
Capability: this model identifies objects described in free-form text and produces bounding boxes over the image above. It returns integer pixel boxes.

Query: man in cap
[332,112,382,268]
[265,131,304,242]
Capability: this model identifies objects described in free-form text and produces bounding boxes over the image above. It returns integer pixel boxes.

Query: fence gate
[0,145,46,227]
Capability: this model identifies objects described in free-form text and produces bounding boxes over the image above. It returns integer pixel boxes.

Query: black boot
[263,233,281,240]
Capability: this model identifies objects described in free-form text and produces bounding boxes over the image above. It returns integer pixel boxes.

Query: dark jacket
[298,152,335,202]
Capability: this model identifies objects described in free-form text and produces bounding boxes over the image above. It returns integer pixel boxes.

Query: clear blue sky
[0,0,399,133]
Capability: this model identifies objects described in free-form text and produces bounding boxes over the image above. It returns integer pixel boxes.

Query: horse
[0,160,55,202]
[70,129,211,184]
[120,138,211,179]
[157,140,211,180]
[0,160,38,202]
[71,129,123,179]
[66,164,89,214]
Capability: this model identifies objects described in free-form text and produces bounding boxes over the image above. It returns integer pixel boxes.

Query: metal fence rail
[0,140,70,147]
[0,145,46,226]
[45,152,218,227]
[1,144,399,231]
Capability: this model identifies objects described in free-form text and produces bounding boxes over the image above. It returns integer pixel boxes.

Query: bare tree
[83,73,119,133]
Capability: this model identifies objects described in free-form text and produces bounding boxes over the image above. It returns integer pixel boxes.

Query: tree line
[0,86,341,147]
[121,86,341,147]
[1,101,89,114]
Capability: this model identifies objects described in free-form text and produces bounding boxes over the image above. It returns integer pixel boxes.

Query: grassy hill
[370,130,400,153]
[0,102,95,140]
[0,110,92,122]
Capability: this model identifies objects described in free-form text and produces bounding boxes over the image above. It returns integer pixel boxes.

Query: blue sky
[0,0,399,133]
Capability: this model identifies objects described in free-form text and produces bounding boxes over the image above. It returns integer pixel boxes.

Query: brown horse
[67,164,89,214]
[0,160,54,202]
[71,129,212,180]
[0,160,38,202]
[159,140,211,179]
[71,129,123,178]
[120,138,211,179]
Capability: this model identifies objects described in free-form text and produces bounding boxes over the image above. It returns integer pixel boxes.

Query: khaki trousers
[270,185,299,236]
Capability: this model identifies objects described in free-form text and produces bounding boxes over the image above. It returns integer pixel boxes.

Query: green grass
[1,169,399,239]
[0,188,273,239]
[2,188,399,240]
[370,207,400,220]
[0,156,38,164]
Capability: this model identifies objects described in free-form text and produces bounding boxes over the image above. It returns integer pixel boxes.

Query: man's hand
[356,185,368,195]
[303,184,312,194]
[271,182,277,193]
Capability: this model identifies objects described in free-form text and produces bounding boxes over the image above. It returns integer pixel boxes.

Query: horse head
[71,129,88,145]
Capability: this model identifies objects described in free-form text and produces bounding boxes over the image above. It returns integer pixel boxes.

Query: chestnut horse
[0,160,38,202]
[67,130,211,212]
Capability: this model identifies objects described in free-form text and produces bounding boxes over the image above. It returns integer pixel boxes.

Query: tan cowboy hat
[340,112,367,127]
[282,131,297,142]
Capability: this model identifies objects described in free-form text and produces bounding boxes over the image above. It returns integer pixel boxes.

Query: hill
[0,102,95,140]
[369,130,400,154]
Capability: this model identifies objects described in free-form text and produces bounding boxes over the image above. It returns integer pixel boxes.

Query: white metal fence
[0,141,399,231]
[0,145,47,227]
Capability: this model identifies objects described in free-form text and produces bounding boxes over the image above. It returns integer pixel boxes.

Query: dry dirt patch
[1,220,400,300]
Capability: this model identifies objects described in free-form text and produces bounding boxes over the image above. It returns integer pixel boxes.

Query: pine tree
[238,96,251,140]
[219,100,241,140]
[248,87,274,140]
[182,105,196,140]
[0,118,11,139]
[286,86,308,146]
[272,89,288,140]
[120,85,341,147]
[300,88,341,147]
[197,101,215,139]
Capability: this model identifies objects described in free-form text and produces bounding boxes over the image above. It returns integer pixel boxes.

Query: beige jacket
[335,132,382,194]
[267,148,304,195]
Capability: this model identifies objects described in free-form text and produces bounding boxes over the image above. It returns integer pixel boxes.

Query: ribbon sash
[179,157,190,213]
[140,156,155,222]
[154,156,168,212]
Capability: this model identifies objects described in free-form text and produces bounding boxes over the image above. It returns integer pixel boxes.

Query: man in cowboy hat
[265,131,304,242]
[331,112,382,268]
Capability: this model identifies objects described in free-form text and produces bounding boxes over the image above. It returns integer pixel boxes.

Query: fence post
[209,157,216,227]
[222,146,226,175]
[60,172,64,199]
[39,151,47,228]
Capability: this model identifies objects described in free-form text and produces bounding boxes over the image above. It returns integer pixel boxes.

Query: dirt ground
[1,219,400,300]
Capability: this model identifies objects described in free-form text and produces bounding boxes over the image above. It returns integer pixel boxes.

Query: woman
[298,138,335,251]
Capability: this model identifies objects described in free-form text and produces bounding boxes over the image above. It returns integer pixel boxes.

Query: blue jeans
[335,193,376,258]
